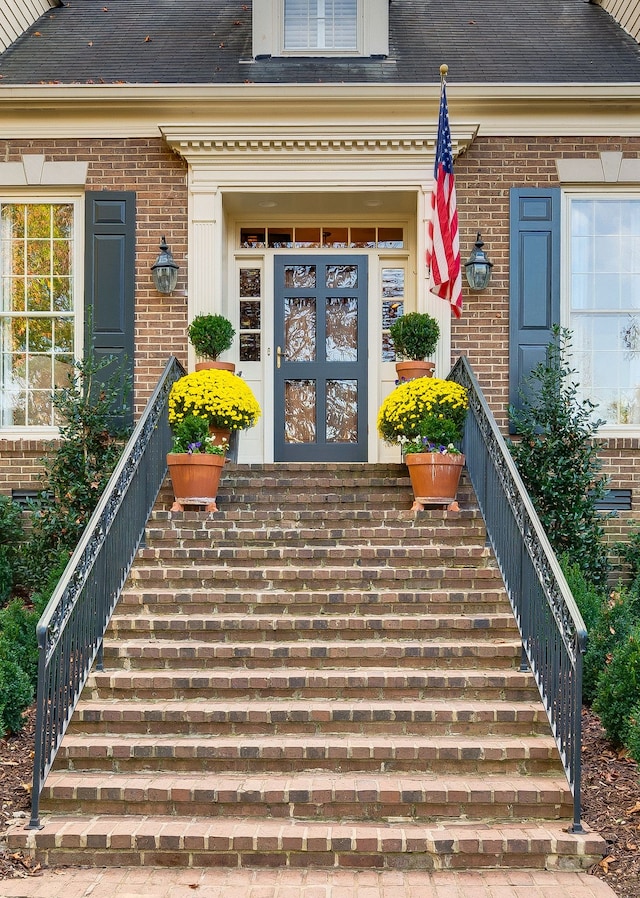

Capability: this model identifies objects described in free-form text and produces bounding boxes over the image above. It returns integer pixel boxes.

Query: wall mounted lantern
[464,232,493,291]
[151,236,179,294]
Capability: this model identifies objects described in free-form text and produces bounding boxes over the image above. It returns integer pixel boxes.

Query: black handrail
[28,356,185,828]
[449,356,587,832]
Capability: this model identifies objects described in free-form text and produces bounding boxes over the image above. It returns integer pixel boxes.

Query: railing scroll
[28,356,185,828]
[449,355,587,832]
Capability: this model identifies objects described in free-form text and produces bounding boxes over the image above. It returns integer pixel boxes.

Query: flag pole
[440,63,448,83]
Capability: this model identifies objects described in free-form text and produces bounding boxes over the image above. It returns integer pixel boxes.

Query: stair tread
[13,813,602,851]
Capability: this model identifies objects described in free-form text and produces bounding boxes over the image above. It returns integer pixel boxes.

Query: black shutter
[84,191,135,429]
[509,188,561,429]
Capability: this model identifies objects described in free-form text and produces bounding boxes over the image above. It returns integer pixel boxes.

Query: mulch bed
[0,704,639,893]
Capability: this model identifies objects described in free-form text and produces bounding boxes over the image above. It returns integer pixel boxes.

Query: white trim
[0,154,88,187]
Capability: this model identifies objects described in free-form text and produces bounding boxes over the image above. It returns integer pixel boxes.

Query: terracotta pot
[405,452,464,511]
[195,360,236,373]
[167,452,225,512]
[395,360,435,381]
[208,426,232,448]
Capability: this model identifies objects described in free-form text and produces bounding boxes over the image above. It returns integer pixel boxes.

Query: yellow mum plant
[168,368,261,432]
[377,377,468,453]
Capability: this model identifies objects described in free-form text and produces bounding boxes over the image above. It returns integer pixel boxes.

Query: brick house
[2,0,640,540]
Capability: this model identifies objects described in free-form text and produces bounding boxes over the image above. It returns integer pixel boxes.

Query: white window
[0,200,79,429]
[284,0,357,51]
[567,194,640,429]
[252,0,388,58]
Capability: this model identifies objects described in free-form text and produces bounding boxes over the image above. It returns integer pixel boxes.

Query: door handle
[276,346,283,369]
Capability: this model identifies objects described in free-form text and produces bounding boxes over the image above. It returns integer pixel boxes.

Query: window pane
[284,0,357,50]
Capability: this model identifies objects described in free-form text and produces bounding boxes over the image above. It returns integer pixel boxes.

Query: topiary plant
[187,314,235,361]
[389,312,440,361]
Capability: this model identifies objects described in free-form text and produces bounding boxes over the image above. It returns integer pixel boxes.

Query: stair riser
[101,648,523,671]
[105,623,519,643]
[41,794,572,822]
[117,598,510,616]
[128,572,506,592]
[15,845,597,873]
[133,551,495,568]
[69,719,552,738]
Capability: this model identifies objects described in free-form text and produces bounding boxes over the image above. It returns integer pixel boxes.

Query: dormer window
[284,0,357,52]
[253,0,388,59]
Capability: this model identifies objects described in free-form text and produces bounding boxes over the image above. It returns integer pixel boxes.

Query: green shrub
[561,556,606,636]
[0,496,26,606]
[26,350,131,577]
[627,703,640,765]
[187,314,235,361]
[593,623,640,747]
[582,587,640,705]
[0,656,33,735]
[614,527,640,596]
[509,326,611,586]
[388,312,440,361]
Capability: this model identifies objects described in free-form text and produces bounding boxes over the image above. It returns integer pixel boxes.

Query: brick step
[134,544,494,569]
[102,638,523,670]
[128,565,506,592]
[69,697,551,736]
[7,815,603,872]
[85,666,538,702]
[39,770,573,821]
[117,587,511,616]
[106,612,519,643]
[54,732,563,776]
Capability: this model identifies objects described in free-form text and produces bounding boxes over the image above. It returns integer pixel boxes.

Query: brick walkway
[0,868,617,898]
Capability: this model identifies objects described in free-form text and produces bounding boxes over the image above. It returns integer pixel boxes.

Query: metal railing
[449,356,587,831]
[28,356,185,828]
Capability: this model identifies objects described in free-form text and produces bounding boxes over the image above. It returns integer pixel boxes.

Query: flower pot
[405,452,464,511]
[195,360,236,373]
[167,453,225,512]
[395,360,435,381]
[208,426,232,448]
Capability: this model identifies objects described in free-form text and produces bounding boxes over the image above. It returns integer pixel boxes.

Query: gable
[592,0,640,43]
[0,0,61,53]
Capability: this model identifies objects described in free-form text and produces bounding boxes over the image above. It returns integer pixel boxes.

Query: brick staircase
[10,463,604,871]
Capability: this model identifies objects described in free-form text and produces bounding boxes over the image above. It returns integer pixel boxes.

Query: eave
[1,82,640,139]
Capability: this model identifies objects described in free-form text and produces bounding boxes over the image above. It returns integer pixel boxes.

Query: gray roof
[1,0,640,86]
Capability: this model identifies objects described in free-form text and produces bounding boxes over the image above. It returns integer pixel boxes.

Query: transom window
[284,0,357,51]
[0,201,76,428]
[569,196,640,427]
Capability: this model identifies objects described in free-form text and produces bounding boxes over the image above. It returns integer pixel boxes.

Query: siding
[0,0,59,53]
[594,0,640,42]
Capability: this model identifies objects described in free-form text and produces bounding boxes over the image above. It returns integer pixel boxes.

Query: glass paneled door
[274,255,368,461]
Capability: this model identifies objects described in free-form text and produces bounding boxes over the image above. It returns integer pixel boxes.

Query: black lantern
[151,236,179,294]
[464,232,493,291]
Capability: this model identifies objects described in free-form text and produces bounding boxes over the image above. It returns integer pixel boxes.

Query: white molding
[2,83,640,140]
[160,124,479,169]
[0,154,88,186]
[556,151,640,184]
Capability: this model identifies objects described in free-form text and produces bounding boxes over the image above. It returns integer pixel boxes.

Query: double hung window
[0,201,77,429]
[284,0,357,51]
[568,196,640,428]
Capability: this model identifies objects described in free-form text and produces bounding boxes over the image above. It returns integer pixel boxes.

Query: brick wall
[0,136,189,496]
[2,133,640,552]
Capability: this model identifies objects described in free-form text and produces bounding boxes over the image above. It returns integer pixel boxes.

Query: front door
[274,255,368,462]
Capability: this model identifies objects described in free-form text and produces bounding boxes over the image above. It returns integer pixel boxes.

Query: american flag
[427,79,462,318]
